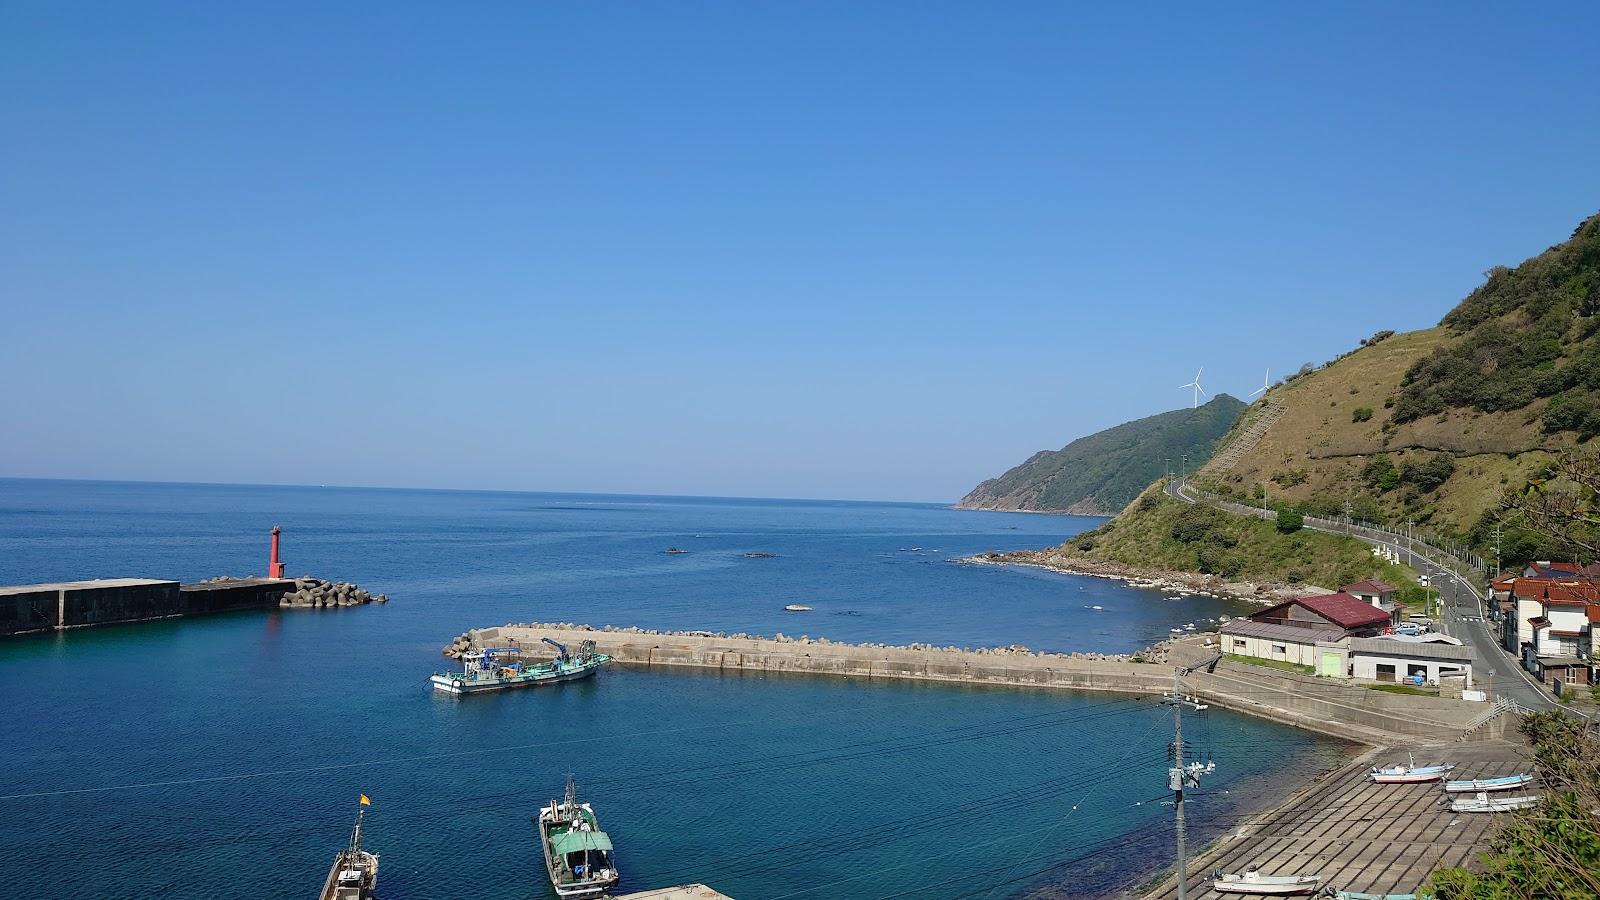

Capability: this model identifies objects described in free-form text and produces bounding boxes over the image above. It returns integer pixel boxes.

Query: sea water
[0,480,1350,899]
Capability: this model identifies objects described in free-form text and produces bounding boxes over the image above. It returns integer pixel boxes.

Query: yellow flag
[359,794,371,806]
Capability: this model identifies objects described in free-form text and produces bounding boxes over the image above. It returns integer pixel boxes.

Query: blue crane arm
[542,637,569,659]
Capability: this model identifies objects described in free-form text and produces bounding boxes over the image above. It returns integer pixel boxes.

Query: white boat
[1368,754,1454,783]
[430,639,610,695]
[1212,868,1320,895]
[1450,792,1540,813]
[1443,773,1534,793]
[783,604,812,612]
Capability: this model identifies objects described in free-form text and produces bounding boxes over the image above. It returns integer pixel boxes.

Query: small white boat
[1368,754,1454,784]
[783,604,812,612]
[1450,792,1540,813]
[1212,868,1320,895]
[1443,773,1533,794]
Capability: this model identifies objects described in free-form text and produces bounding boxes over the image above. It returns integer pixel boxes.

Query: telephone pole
[1166,657,1219,900]
[1491,525,1503,578]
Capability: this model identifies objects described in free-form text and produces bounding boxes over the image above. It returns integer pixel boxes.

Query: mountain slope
[958,395,1245,514]
[1199,211,1599,547]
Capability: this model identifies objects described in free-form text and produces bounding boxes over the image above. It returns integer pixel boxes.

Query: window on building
[1271,643,1287,659]
[1233,639,1246,650]
[1376,663,1396,682]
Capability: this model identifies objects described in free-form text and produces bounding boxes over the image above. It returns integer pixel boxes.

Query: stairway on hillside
[1200,399,1284,477]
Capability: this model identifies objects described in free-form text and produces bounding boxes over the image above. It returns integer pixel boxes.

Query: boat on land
[318,800,378,900]
[430,638,610,695]
[1212,868,1320,895]
[1327,892,1416,900]
[1368,754,1454,783]
[1442,773,1534,793]
[1450,792,1540,813]
[536,776,619,898]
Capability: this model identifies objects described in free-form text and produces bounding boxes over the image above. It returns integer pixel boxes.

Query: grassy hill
[1197,211,1598,561]
[958,395,1245,514]
[1062,483,1419,591]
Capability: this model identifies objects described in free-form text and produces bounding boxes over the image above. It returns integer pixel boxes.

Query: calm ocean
[0,479,1350,899]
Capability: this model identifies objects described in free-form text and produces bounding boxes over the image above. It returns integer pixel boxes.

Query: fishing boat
[1327,892,1416,900]
[536,776,619,898]
[1368,754,1454,783]
[318,799,378,900]
[430,638,610,695]
[783,604,813,612]
[1449,792,1540,813]
[1212,868,1320,895]
[1442,773,1534,793]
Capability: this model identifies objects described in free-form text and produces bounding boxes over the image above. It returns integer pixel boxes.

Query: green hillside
[1197,211,1599,565]
[1396,212,1600,437]
[958,395,1245,514]
[1066,483,1419,590]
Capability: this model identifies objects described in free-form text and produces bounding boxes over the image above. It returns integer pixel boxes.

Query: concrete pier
[450,624,1493,744]
[0,577,295,636]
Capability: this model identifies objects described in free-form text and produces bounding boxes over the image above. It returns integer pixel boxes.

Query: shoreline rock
[956,550,1310,605]
[279,577,388,609]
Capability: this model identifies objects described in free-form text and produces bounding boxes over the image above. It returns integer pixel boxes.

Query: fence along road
[1165,478,1557,710]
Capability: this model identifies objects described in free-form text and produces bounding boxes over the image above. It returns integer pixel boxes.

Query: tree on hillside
[1502,446,1600,560]
[1275,508,1304,533]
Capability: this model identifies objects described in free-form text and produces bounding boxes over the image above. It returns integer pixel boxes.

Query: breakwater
[0,575,385,636]
[445,624,1493,744]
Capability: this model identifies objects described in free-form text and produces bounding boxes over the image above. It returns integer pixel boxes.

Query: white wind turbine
[1249,368,1271,400]
[1180,368,1206,408]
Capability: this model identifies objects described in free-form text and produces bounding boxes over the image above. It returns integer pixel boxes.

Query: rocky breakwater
[442,621,1144,662]
[279,578,389,609]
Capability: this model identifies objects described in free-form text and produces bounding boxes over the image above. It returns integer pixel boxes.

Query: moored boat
[536,776,619,898]
[318,797,378,900]
[1328,892,1416,900]
[1449,791,1540,813]
[1212,868,1320,895]
[431,638,610,695]
[1368,754,1453,784]
[1442,773,1533,793]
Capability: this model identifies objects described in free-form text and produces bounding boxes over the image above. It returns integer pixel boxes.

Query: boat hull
[1450,795,1540,813]
[538,805,619,898]
[1443,775,1533,793]
[1213,882,1320,895]
[430,657,607,694]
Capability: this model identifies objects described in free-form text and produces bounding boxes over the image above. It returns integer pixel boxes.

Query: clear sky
[2,3,1598,502]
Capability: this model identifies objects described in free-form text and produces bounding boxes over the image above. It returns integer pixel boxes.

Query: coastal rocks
[962,551,1289,605]
[279,578,388,609]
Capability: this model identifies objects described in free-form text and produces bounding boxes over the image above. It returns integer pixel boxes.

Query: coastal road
[1167,478,1555,708]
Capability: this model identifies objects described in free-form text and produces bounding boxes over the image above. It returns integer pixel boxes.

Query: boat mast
[348,806,365,857]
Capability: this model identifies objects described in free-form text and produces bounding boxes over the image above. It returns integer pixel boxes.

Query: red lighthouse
[269,526,286,579]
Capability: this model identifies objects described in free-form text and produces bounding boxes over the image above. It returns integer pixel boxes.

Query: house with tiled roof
[1220,592,1394,671]
[1503,579,1599,687]
[1342,579,1399,623]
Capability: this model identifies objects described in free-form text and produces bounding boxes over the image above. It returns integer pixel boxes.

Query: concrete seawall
[452,625,1493,744]
[1,577,295,636]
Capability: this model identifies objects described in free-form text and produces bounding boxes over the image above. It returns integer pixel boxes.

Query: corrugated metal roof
[1221,620,1343,643]
[1348,637,1475,662]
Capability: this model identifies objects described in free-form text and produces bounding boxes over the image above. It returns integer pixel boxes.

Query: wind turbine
[1180,368,1206,409]
[1249,368,1271,400]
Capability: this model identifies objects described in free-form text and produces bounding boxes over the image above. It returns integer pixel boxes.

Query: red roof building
[1251,593,1394,635]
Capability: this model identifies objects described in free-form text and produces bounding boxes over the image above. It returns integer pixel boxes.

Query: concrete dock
[614,885,733,900]
[0,577,295,636]
[449,624,1502,744]
[1139,739,1533,899]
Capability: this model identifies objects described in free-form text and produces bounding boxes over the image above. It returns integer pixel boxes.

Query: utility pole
[1341,499,1353,526]
[1181,454,1189,489]
[1406,518,1415,567]
[1166,658,1219,900]
[1491,526,1503,579]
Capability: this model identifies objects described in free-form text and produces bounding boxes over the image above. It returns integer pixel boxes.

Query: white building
[1347,637,1474,688]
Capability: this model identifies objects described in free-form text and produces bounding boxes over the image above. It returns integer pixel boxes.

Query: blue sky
[2,2,1598,502]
